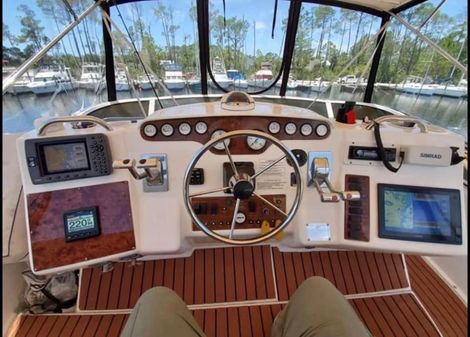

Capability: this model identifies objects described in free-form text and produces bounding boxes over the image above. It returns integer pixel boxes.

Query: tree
[16,5,49,53]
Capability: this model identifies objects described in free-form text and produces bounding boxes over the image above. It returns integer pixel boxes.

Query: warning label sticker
[255,159,288,190]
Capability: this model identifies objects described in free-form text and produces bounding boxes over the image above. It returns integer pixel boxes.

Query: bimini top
[333,0,424,12]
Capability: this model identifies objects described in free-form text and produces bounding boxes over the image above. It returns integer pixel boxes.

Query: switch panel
[344,175,370,241]
[191,194,286,231]
[190,168,204,185]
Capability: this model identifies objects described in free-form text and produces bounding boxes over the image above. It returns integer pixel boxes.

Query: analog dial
[285,122,297,135]
[195,121,208,134]
[300,123,313,136]
[246,136,267,151]
[268,121,281,134]
[178,122,191,135]
[315,124,328,137]
[143,124,157,137]
[211,129,230,150]
[161,123,174,136]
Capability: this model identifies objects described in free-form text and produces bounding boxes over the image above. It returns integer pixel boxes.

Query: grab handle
[37,116,112,136]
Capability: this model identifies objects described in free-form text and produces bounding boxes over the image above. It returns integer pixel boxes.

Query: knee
[137,287,181,307]
[296,276,338,297]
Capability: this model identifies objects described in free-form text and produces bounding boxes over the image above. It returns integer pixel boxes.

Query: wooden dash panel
[78,246,276,310]
[407,255,468,337]
[27,181,135,271]
[273,248,408,300]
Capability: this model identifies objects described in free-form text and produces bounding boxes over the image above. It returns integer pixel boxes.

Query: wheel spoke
[250,155,286,181]
[229,198,241,239]
[223,141,239,178]
[252,192,288,217]
[189,186,231,198]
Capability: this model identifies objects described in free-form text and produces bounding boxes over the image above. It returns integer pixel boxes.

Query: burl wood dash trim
[27,181,135,271]
[141,116,330,154]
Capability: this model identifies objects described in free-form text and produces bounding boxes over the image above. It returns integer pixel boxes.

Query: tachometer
[211,130,230,150]
[246,136,267,151]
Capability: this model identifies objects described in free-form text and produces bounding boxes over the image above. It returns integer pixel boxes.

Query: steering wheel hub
[232,180,254,200]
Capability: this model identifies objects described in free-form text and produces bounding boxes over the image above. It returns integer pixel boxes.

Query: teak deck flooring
[12,246,468,337]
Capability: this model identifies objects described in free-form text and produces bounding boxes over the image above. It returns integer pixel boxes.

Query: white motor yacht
[248,61,275,88]
[209,57,233,90]
[396,75,435,95]
[433,80,467,98]
[3,67,35,94]
[115,69,131,91]
[78,63,104,91]
[163,63,186,90]
[136,75,158,90]
[227,69,248,89]
[26,65,75,95]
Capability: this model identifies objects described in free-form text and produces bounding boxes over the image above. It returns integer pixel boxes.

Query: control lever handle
[113,158,161,182]
[310,157,361,202]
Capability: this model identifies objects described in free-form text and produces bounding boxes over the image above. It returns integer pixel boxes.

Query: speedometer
[211,130,230,150]
[246,136,267,151]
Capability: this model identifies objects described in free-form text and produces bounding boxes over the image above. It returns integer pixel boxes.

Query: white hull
[116,81,130,91]
[397,84,435,95]
[433,86,467,98]
[164,80,186,90]
[7,84,32,94]
[28,81,75,95]
[209,79,233,90]
[78,80,102,91]
[247,79,274,88]
[233,80,248,89]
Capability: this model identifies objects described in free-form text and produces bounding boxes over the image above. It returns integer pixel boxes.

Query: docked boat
[227,69,248,89]
[77,63,104,91]
[26,65,75,95]
[433,80,467,98]
[136,74,158,91]
[209,57,233,90]
[2,1,468,336]
[3,67,34,94]
[163,63,186,91]
[396,75,435,95]
[114,69,131,92]
[248,61,275,88]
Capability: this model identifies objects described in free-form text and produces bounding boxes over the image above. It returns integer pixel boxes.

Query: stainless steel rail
[37,116,112,136]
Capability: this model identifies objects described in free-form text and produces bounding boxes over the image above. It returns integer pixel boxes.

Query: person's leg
[120,287,205,337]
[271,277,370,337]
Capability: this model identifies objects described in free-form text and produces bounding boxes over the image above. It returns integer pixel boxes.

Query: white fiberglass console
[16,95,467,274]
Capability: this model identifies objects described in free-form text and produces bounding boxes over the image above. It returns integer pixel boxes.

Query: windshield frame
[98,0,431,102]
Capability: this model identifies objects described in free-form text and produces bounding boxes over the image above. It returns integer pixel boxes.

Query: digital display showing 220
[63,207,100,242]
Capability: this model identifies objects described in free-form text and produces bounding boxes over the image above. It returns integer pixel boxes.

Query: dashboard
[14,96,467,275]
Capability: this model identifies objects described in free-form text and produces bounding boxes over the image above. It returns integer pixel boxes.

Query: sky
[2,0,467,57]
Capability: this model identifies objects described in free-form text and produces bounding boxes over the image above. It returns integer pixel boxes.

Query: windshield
[2,0,467,140]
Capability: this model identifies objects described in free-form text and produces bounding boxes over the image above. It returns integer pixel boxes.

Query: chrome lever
[310,157,361,202]
[113,158,161,182]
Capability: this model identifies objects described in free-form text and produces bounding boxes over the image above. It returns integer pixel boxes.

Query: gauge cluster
[141,116,330,154]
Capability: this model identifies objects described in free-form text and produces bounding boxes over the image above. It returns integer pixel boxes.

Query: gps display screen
[42,142,89,173]
[378,184,461,244]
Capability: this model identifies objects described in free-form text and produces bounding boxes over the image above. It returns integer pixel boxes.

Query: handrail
[37,116,112,136]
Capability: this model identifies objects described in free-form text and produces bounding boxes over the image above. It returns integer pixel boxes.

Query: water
[2,85,467,140]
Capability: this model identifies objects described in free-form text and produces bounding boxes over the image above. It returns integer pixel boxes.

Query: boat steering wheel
[183,130,303,245]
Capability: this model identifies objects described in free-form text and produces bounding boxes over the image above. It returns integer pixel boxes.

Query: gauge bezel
[178,122,192,136]
[161,123,174,137]
[211,129,231,150]
[284,122,297,135]
[195,121,208,135]
[315,123,329,137]
[143,124,157,137]
[268,121,281,134]
[300,123,313,136]
[246,135,267,151]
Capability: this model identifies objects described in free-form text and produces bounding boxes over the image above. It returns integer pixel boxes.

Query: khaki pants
[120,277,370,337]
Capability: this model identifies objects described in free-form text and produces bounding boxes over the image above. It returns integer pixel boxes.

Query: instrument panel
[140,116,331,154]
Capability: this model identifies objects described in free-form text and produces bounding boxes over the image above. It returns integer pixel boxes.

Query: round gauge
[143,124,157,137]
[161,123,174,137]
[195,121,208,134]
[300,123,313,136]
[211,129,230,150]
[246,136,267,151]
[178,122,191,135]
[315,123,329,137]
[268,121,281,134]
[285,122,297,135]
